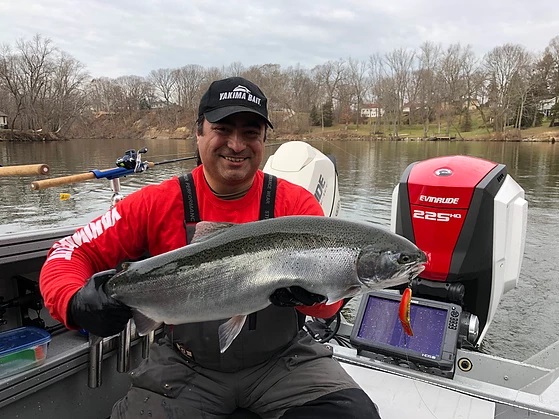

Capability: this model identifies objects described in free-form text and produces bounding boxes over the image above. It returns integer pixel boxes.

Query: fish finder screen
[356,295,447,359]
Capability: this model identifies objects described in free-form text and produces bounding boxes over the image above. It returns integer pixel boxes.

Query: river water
[1,137,558,362]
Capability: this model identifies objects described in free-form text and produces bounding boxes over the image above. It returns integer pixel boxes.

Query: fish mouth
[359,261,426,290]
[409,262,426,278]
[402,261,426,284]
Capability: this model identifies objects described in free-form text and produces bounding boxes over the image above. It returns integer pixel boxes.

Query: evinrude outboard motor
[391,155,527,347]
[263,141,340,217]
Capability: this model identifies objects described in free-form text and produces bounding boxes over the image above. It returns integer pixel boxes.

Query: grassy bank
[274,109,559,142]
[285,124,559,143]
[2,107,558,142]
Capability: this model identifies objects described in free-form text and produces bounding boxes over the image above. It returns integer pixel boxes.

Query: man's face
[196,112,266,194]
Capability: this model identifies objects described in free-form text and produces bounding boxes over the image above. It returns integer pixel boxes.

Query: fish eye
[398,254,412,264]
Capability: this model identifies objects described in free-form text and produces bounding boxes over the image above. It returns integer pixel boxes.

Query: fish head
[104,273,122,298]
[356,245,427,289]
[103,264,136,300]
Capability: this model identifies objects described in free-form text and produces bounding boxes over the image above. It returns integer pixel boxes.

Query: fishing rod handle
[0,163,50,177]
[30,172,96,190]
[30,162,157,190]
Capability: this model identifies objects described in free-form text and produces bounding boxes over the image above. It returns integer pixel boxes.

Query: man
[40,77,381,419]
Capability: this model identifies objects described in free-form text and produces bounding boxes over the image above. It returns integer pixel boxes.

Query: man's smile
[222,156,248,163]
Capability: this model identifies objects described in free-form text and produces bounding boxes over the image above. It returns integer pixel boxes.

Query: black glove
[270,286,327,307]
[67,269,132,337]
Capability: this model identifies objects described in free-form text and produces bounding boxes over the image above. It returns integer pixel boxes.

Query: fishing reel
[116,147,148,173]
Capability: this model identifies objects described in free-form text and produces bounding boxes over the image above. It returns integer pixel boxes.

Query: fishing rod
[30,141,284,191]
[0,163,50,177]
[30,148,197,191]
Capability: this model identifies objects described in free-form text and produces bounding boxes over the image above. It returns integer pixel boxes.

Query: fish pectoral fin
[325,285,363,304]
[132,310,162,336]
[218,315,247,353]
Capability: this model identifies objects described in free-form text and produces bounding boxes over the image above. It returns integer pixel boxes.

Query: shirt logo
[219,85,262,106]
[45,207,122,262]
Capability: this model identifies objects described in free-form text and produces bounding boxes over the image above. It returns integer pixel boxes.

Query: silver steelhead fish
[104,216,427,352]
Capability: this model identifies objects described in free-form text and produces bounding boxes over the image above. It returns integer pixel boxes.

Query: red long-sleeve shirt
[40,167,343,328]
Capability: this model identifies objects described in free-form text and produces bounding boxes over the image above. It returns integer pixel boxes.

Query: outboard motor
[391,155,528,347]
[263,141,340,217]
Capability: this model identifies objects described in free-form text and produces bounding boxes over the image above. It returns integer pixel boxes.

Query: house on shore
[538,97,558,117]
[0,111,7,129]
[360,104,384,119]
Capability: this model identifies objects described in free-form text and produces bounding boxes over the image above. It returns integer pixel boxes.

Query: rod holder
[88,335,103,388]
[117,320,132,373]
[142,331,155,359]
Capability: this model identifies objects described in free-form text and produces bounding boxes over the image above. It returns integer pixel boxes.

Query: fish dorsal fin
[132,310,163,336]
[191,221,237,243]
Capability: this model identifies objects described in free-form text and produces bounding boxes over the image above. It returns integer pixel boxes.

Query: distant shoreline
[0,130,65,142]
[1,128,557,143]
[273,128,558,143]
[276,133,557,143]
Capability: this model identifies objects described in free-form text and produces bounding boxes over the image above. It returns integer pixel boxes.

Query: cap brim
[204,106,273,129]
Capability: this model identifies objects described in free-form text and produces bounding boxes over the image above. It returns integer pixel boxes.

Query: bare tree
[415,42,442,137]
[438,43,476,137]
[469,67,493,134]
[511,55,536,129]
[41,52,89,132]
[545,36,559,126]
[311,59,347,127]
[173,64,206,120]
[528,52,554,126]
[0,34,88,133]
[283,65,318,132]
[224,61,245,77]
[484,43,531,133]
[380,48,415,137]
[367,53,385,134]
[113,75,153,113]
[284,65,316,112]
[88,77,120,112]
[0,45,26,130]
[242,64,289,110]
[148,68,176,105]
[16,34,55,130]
[347,57,369,126]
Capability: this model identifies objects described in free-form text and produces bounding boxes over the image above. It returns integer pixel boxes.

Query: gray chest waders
[178,172,277,331]
[169,173,305,371]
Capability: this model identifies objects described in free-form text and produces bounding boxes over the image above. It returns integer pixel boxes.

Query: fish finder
[350,290,462,376]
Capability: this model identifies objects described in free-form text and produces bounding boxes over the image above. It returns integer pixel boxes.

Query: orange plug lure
[399,287,414,336]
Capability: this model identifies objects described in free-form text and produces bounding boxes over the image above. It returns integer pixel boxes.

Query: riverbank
[276,124,559,143]
[1,125,557,143]
[142,122,559,143]
[0,130,66,142]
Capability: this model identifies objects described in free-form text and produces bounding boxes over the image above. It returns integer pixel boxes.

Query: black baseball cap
[198,77,273,128]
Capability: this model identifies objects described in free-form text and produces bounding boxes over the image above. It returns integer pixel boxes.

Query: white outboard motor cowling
[263,141,340,217]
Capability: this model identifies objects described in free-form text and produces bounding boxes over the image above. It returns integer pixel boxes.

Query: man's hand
[67,269,132,337]
[270,286,327,307]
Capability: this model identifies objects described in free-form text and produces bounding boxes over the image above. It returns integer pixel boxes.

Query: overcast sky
[0,0,557,79]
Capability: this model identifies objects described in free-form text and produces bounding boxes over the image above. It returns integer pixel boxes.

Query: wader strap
[179,172,278,331]
[259,173,276,220]
[179,173,200,243]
